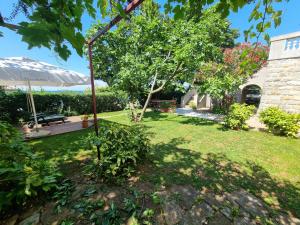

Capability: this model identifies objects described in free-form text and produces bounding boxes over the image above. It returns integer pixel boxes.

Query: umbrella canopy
[0,57,90,134]
[0,57,89,86]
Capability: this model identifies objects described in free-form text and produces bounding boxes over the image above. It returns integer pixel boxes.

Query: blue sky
[0,0,299,91]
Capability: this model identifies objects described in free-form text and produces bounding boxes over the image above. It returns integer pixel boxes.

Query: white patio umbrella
[0,57,90,131]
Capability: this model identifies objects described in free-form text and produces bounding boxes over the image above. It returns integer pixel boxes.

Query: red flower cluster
[224,43,269,76]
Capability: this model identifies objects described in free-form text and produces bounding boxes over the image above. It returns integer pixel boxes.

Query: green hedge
[0,90,127,123]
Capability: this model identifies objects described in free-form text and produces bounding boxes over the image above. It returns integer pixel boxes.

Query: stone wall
[183,32,300,113]
[258,58,300,113]
[241,32,300,114]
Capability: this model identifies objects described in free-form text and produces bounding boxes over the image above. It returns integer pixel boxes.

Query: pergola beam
[88,0,145,45]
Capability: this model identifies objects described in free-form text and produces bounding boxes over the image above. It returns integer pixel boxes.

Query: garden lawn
[29,110,300,217]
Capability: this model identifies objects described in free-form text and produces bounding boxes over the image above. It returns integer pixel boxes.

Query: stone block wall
[259,58,300,113]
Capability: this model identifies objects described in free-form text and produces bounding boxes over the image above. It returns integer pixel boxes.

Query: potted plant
[20,119,30,134]
[81,114,89,128]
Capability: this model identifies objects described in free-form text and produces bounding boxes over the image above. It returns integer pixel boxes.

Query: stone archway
[241,84,262,107]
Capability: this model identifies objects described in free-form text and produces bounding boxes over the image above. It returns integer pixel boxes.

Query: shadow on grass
[143,111,169,121]
[143,137,300,218]
[143,111,217,127]
[178,116,216,126]
[30,119,300,218]
[29,128,95,172]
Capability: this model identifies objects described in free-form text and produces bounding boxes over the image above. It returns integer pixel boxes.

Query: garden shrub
[224,103,255,130]
[212,105,226,115]
[63,106,79,117]
[259,107,300,137]
[85,121,151,180]
[188,101,197,110]
[160,101,174,109]
[0,89,10,122]
[0,90,127,123]
[0,121,61,212]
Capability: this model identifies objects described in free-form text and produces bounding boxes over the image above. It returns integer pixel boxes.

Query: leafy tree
[0,0,287,60]
[224,42,269,77]
[86,6,237,121]
[195,43,269,111]
[195,62,241,111]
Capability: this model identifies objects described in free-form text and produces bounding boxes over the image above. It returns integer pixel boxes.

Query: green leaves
[1,0,94,60]
[246,0,287,42]
[260,107,300,137]
[86,7,235,106]
[224,103,256,130]
[53,179,75,213]
[196,62,243,103]
[85,121,151,179]
[0,121,61,212]
[0,0,289,60]
[173,5,184,20]
[97,0,108,18]
[195,43,268,112]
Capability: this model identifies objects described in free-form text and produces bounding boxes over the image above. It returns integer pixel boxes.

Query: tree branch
[0,22,20,30]
[151,61,183,94]
[137,69,159,121]
[253,0,270,51]
[163,51,171,63]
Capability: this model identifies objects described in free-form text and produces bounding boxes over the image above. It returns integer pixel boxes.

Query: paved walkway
[9,184,299,225]
[24,116,94,139]
[156,185,300,225]
[176,108,267,130]
[246,114,266,130]
[23,113,129,139]
[176,108,224,122]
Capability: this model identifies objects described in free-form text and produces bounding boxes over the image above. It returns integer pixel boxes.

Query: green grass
[29,110,300,217]
[97,111,300,184]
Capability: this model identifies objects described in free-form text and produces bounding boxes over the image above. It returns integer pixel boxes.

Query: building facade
[182,32,300,114]
[241,31,300,113]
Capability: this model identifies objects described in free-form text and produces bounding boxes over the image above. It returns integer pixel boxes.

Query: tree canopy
[194,43,269,111]
[0,0,288,60]
[85,5,238,121]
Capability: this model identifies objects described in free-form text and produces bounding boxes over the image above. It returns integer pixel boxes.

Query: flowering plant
[224,43,269,77]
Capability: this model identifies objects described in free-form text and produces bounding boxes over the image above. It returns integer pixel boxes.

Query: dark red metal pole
[87,0,144,160]
[88,44,100,160]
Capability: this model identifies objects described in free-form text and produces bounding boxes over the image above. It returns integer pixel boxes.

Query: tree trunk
[129,101,139,122]
[137,70,159,122]
[136,62,183,122]
[138,92,153,122]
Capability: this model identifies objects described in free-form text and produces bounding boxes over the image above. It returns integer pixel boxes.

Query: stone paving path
[176,108,268,131]
[156,185,300,225]
[23,113,127,139]
[246,115,266,130]
[176,108,224,122]
[4,183,300,225]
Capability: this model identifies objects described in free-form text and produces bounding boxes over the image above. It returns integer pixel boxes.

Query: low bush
[188,101,197,110]
[259,107,300,137]
[223,103,255,130]
[85,121,151,180]
[212,105,226,115]
[160,101,174,109]
[0,121,61,213]
[63,106,79,117]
